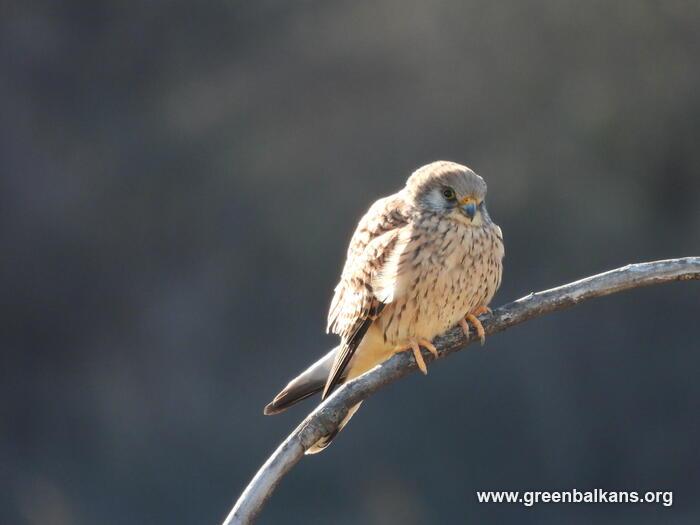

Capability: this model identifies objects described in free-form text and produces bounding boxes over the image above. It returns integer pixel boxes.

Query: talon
[418,338,438,359]
[409,340,428,375]
[460,306,491,345]
[472,306,492,316]
[465,313,486,345]
[459,318,470,338]
[397,337,438,374]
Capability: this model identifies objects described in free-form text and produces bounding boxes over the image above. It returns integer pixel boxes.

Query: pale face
[411,169,490,227]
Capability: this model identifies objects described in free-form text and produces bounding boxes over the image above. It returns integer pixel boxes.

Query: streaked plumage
[265,161,504,453]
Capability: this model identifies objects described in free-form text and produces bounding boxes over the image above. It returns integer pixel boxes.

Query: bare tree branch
[222,257,700,525]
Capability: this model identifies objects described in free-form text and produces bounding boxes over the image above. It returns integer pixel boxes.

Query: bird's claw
[460,306,491,345]
[404,338,439,374]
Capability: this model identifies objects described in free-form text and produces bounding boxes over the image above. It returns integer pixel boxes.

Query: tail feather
[265,346,362,453]
[264,347,338,415]
[305,402,362,454]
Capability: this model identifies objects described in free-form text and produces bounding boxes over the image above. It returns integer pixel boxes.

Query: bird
[264,161,504,453]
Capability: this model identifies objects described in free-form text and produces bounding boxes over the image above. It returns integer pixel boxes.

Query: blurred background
[2,1,699,524]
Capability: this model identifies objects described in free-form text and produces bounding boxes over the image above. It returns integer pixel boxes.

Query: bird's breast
[379,221,503,345]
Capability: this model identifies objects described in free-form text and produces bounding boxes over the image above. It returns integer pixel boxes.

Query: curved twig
[223,257,700,525]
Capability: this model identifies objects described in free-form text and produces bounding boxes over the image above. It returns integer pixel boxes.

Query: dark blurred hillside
[1,2,699,524]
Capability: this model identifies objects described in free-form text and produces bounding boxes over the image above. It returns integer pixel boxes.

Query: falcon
[264,161,504,453]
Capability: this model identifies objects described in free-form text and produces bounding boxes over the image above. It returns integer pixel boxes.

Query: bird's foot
[459,306,492,345]
[397,338,438,375]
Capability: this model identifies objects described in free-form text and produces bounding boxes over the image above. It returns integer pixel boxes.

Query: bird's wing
[323,193,411,398]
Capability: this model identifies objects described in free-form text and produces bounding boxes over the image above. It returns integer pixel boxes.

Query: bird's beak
[459,196,477,220]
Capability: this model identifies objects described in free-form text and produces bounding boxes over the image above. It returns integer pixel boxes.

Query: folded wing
[323,194,411,398]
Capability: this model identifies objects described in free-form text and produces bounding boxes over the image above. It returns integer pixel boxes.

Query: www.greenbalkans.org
[477,489,673,507]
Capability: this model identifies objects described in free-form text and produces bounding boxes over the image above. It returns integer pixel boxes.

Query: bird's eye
[442,188,456,200]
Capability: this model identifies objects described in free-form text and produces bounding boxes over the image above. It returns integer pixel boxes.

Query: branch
[223,257,700,525]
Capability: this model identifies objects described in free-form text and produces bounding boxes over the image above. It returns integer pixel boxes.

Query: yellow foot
[399,338,438,375]
[472,306,492,316]
[459,306,491,345]
[418,338,439,359]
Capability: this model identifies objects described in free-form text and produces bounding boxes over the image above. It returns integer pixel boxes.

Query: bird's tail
[305,402,362,454]
[263,347,337,415]
[264,346,361,453]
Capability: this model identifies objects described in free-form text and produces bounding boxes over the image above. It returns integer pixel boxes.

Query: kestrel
[264,161,504,453]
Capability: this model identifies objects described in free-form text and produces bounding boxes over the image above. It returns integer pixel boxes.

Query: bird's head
[405,160,491,226]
